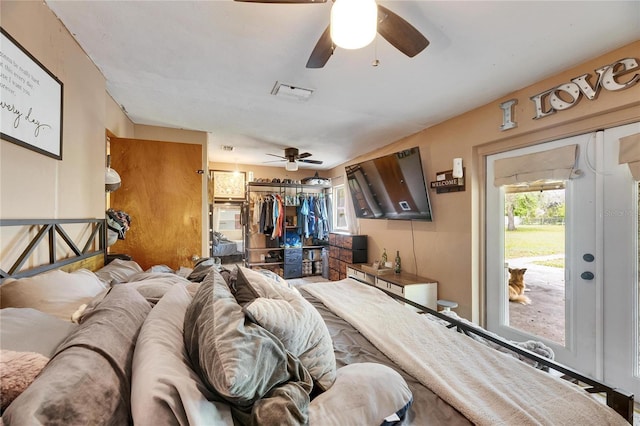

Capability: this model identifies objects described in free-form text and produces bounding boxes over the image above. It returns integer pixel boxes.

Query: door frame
[602,122,640,396]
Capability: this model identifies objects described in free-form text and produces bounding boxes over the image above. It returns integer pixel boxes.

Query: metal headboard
[0,218,106,281]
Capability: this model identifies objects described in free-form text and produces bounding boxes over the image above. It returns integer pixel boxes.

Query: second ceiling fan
[266,147,323,171]
[234,0,429,68]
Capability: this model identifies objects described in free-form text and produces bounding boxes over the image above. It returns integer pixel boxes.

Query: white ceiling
[46,0,640,170]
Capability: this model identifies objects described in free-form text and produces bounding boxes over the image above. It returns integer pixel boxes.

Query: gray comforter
[2,285,150,425]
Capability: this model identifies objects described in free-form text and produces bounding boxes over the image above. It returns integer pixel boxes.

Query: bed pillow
[93,258,143,285]
[132,283,233,425]
[234,265,297,304]
[0,269,108,320]
[256,268,290,287]
[308,363,413,426]
[187,258,218,282]
[183,269,312,424]
[0,350,49,410]
[2,285,151,425]
[0,308,77,357]
[237,266,336,390]
[125,272,190,304]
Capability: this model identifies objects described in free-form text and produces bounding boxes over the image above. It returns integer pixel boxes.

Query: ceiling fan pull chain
[372,35,380,67]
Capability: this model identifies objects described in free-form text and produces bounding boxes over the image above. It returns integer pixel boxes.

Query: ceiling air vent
[271,81,313,101]
[220,145,234,151]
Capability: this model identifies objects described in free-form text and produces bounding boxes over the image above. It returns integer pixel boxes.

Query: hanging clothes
[324,193,333,236]
[316,194,329,240]
[262,196,274,235]
[271,194,284,240]
[106,208,131,240]
[307,196,316,238]
[252,196,262,227]
[299,196,310,238]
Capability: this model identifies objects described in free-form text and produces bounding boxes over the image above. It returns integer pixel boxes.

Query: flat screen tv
[346,147,433,221]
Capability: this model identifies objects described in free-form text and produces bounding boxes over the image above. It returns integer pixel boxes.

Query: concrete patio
[507,255,565,345]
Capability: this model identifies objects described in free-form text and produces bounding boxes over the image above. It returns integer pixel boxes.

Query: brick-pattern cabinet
[328,233,367,280]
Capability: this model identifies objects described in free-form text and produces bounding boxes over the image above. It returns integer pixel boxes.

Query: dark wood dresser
[328,233,368,280]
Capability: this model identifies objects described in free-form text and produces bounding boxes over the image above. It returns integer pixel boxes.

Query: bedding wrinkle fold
[2,285,150,425]
[132,283,233,426]
[301,279,627,426]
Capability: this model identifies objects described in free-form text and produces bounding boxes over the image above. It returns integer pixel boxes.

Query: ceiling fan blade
[297,152,313,159]
[306,25,333,69]
[266,153,287,160]
[263,159,286,163]
[376,5,429,58]
[234,0,326,3]
[299,159,323,164]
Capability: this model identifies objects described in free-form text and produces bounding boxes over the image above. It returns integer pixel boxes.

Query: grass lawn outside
[532,258,565,268]
[504,224,564,261]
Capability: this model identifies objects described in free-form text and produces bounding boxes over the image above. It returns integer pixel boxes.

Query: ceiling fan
[266,147,323,171]
[234,0,429,68]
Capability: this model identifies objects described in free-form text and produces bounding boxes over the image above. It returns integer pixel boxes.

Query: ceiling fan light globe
[285,161,299,172]
[330,0,377,50]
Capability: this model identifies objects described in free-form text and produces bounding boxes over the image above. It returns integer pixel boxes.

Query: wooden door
[109,137,202,270]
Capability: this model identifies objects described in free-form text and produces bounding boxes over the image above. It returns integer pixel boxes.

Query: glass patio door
[486,133,599,375]
[486,122,640,391]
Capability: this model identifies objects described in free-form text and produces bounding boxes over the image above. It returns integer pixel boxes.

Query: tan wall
[106,94,135,138]
[0,1,108,220]
[330,40,640,322]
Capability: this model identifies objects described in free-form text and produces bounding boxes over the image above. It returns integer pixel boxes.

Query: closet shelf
[247,182,331,190]
[247,261,284,267]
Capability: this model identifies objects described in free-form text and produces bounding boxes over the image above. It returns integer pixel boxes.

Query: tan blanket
[301,279,627,426]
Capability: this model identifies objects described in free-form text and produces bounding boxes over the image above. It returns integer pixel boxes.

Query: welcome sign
[0,28,63,159]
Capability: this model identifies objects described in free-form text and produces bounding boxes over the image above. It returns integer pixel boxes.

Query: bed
[0,219,634,425]
[211,231,244,260]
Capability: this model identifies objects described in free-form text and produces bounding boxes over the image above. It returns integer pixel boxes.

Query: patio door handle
[581,271,594,280]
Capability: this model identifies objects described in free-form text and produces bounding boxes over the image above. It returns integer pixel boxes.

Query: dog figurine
[508,267,531,305]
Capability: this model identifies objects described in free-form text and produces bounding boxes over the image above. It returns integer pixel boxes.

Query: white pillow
[0,269,107,321]
[309,363,413,425]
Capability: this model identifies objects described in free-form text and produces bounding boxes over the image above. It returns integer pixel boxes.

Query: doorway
[486,122,640,391]
[210,202,244,263]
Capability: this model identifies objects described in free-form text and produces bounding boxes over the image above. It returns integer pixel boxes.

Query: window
[333,184,348,230]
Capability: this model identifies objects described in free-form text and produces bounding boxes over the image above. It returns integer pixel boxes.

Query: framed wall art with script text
[1,27,63,160]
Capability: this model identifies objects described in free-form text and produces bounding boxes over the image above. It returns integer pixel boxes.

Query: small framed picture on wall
[212,170,246,201]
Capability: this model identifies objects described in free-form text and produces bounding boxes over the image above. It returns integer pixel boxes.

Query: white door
[486,123,640,389]
[602,122,640,396]
[486,133,599,375]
